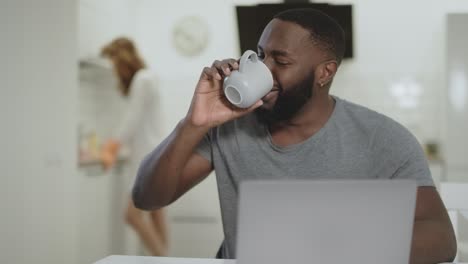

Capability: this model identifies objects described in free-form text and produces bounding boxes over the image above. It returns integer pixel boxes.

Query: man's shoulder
[336,97,416,147]
[337,97,384,122]
[334,97,388,135]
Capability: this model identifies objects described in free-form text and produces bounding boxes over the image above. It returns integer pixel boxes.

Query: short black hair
[274,8,346,64]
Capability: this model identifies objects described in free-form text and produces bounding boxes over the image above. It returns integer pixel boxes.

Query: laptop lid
[236,180,417,264]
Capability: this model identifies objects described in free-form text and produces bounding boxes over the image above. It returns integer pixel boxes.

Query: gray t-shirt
[195,96,433,258]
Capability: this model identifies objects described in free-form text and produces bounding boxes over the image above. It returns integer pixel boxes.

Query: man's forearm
[410,219,457,264]
[132,119,209,210]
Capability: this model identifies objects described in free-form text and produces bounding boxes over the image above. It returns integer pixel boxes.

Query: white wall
[446,13,468,182]
[79,0,136,59]
[0,1,78,263]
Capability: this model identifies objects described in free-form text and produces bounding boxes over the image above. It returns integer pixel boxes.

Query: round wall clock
[172,15,210,57]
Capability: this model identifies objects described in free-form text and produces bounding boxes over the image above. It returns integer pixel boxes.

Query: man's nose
[261,57,274,72]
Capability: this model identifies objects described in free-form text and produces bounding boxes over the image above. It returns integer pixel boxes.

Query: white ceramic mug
[223,50,273,108]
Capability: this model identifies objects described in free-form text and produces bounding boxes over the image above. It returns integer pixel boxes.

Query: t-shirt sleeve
[391,144,434,187]
[195,129,213,163]
[371,117,434,187]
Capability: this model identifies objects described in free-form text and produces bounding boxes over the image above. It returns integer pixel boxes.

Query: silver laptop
[236,180,417,264]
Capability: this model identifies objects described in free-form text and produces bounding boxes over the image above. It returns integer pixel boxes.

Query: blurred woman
[100,37,168,256]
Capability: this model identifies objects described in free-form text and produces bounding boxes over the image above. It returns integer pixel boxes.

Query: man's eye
[276,60,289,66]
[257,53,265,59]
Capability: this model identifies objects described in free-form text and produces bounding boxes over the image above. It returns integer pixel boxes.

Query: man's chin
[259,101,274,110]
[255,107,277,125]
[260,93,280,110]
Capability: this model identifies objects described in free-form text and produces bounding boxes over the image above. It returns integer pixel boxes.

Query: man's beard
[256,73,315,125]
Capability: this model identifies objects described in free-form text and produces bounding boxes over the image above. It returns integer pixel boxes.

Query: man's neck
[269,94,336,147]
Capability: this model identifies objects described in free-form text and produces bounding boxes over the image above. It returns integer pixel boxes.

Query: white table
[95,255,461,264]
[95,256,235,264]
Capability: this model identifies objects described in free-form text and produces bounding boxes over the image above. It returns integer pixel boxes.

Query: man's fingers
[212,60,229,76]
[201,66,222,81]
[227,59,239,71]
[200,57,242,83]
[221,64,231,75]
[213,58,239,77]
[244,100,264,112]
[230,100,264,118]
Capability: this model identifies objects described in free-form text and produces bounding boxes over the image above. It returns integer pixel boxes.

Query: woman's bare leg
[124,199,167,256]
[150,209,169,255]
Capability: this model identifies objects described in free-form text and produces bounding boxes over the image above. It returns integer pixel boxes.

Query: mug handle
[239,50,258,73]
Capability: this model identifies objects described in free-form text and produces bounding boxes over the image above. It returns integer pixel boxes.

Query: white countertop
[95,256,235,264]
[94,255,460,264]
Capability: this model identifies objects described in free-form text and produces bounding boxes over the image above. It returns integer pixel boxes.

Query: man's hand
[186,58,263,129]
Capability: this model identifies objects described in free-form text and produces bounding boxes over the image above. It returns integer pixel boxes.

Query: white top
[116,69,163,174]
[94,255,458,264]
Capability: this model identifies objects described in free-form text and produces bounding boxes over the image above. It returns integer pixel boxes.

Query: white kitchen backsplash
[332,68,442,145]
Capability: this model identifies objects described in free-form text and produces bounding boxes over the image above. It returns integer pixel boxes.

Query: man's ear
[316,61,338,87]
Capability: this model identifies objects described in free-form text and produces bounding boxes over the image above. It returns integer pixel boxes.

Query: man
[132,8,456,264]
